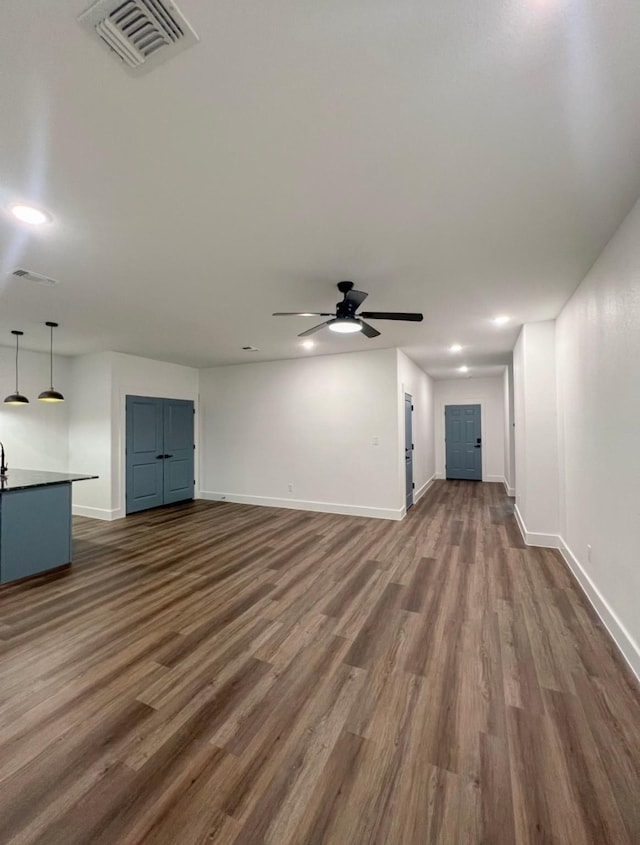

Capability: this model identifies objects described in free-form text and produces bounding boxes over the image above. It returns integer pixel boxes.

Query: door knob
[164,454,174,459]
[156,454,164,459]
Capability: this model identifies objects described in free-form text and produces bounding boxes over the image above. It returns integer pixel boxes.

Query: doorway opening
[404,393,414,510]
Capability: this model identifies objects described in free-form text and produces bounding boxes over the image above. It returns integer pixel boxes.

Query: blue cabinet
[0,483,72,583]
[0,470,96,585]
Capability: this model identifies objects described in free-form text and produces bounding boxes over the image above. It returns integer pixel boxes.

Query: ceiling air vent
[78,0,198,76]
[11,269,60,287]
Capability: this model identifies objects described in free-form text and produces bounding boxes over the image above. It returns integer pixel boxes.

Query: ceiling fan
[273,281,424,338]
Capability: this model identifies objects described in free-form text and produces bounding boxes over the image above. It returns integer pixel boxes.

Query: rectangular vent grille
[11,269,60,287]
[78,0,198,76]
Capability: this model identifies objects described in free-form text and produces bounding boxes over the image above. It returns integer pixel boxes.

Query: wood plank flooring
[0,480,638,844]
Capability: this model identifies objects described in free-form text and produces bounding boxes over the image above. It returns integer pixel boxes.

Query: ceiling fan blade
[273,312,334,317]
[297,321,332,337]
[358,311,423,321]
[344,289,368,308]
[359,320,381,338]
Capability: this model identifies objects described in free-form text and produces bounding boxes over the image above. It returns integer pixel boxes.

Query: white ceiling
[1,0,639,378]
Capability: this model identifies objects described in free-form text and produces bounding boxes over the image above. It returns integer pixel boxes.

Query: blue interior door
[126,396,164,514]
[163,399,195,505]
[126,396,195,514]
[445,404,482,480]
[405,393,414,510]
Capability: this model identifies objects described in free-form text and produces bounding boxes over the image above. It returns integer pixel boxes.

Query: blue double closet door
[126,395,195,514]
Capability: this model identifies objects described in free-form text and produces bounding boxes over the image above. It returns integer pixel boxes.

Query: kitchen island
[0,469,98,584]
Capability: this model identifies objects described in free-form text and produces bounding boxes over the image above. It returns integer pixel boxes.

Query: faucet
[0,441,7,477]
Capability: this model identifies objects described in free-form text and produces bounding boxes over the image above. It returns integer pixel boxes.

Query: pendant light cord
[49,324,54,389]
[15,334,19,392]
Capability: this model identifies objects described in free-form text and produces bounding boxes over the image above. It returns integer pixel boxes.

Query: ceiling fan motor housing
[336,281,358,318]
[336,299,358,319]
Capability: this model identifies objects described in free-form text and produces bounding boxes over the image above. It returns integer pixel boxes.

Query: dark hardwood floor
[0,481,638,844]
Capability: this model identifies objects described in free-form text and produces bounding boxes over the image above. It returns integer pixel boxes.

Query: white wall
[512,321,560,542]
[503,363,515,495]
[111,353,199,519]
[397,350,435,503]
[555,198,640,677]
[68,352,114,517]
[200,348,402,519]
[0,346,70,473]
[68,351,199,519]
[433,376,505,482]
[7,344,410,522]
[513,335,527,518]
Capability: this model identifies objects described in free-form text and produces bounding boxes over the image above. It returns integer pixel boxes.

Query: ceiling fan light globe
[328,319,362,334]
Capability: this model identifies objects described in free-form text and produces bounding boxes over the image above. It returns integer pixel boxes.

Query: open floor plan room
[1,1,639,841]
[0,482,637,844]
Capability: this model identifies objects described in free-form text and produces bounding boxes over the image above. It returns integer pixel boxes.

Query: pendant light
[4,330,30,405]
[38,321,64,403]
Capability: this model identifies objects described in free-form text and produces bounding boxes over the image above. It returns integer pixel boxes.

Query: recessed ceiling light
[10,204,51,225]
[458,365,469,373]
[301,340,315,350]
[450,344,463,353]
[492,315,510,325]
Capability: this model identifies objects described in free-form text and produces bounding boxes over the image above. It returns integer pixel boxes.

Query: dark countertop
[0,469,98,493]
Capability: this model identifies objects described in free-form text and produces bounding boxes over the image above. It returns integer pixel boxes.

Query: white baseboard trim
[433,473,508,487]
[558,538,640,683]
[72,505,123,521]
[513,505,560,549]
[513,506,640,683]
[199,491,403,521]
[414,474,436,504]
[502,478,515,497]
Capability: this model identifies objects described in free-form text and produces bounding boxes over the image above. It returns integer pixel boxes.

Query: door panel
[445,404,482,480]
[163,399,195,505]
[126,396,164,513]
[405,394,413,510]
[131,402,160,452]
[131,463,161,499]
